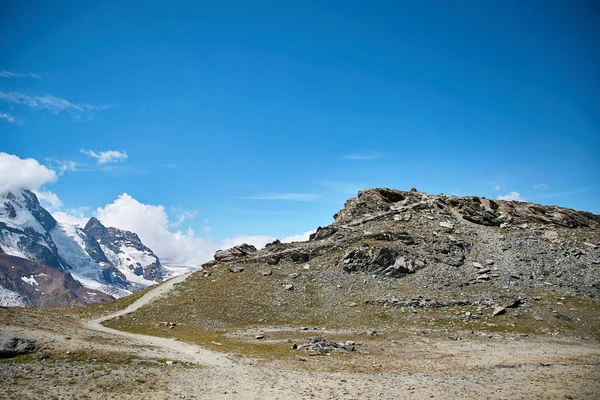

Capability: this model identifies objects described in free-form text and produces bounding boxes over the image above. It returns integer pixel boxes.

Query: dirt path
[84,272,232,367]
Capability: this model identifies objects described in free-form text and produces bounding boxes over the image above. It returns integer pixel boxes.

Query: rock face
[205,188,600,298]
[0,189,168,306]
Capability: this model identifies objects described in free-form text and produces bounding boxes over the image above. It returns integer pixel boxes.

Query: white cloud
[80,149,128,165]
[0,70,42,79]
[494,184,501,191]
[281,230,316,243]
[170,209,198,227]
[342,152,382,160]
[95,194,220,265]
[0,152,57,194]
[497,192,525,202]
[241,192,317,201]
[0,112,17,123]
[45,159,76,174]
[34,190,63,210]
[52,208,90,227]
[0,91,108,118]
[59,160,76,173]
[533,183,548,190]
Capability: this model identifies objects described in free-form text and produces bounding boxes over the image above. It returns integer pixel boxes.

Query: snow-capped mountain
[83,217,164,286]
[0,189,168,306]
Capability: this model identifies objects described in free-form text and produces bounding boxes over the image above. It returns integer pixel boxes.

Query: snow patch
[21,275,39,286]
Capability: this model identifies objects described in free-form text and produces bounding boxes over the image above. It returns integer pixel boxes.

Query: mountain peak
[83,217,106,241]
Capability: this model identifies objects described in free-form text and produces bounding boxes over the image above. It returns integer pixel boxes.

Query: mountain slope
[0,253,114,307]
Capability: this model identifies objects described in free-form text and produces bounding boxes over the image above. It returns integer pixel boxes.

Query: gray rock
[491,306,506,316]
[229,266,245,273]
[0,331,36,358]
[215,244,258,262]
[439,221,454,230]
[257,270,272,276]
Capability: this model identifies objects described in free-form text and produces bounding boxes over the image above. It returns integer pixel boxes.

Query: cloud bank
[94,194,313,266]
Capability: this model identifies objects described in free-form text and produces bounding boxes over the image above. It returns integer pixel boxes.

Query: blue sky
[1,1,599,263]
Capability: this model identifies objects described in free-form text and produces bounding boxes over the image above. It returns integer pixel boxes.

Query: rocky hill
[0,189,168,306]
[206,188,600,298]
[103,188,600,358]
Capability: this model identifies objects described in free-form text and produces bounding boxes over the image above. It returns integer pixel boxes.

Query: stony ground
[2,272,600,400]
[1,332,599,399]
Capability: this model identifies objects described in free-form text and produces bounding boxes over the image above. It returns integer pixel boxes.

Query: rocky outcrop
[205,188,600,298]
[214,244,258,262]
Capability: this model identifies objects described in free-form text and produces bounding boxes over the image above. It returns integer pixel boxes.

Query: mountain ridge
[0,189,168,307]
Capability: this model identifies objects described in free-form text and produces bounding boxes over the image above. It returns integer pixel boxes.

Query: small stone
[300,327,308,331]
[555,314,572,322]
[229,266,244,273]
[302,264,310,270]
[255,335,265,340]
[165,361,174,365]
[484,259,494,265]
[583,242,597,249]
[544,231,559,241]
[257,270,272,276]
[477,268,491,274]
[472,262,483,269]
[347,302,358,307]
[476,274,490,280]
[283,284,294,290]
[439,221,454,230]
[491,306,506,316]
